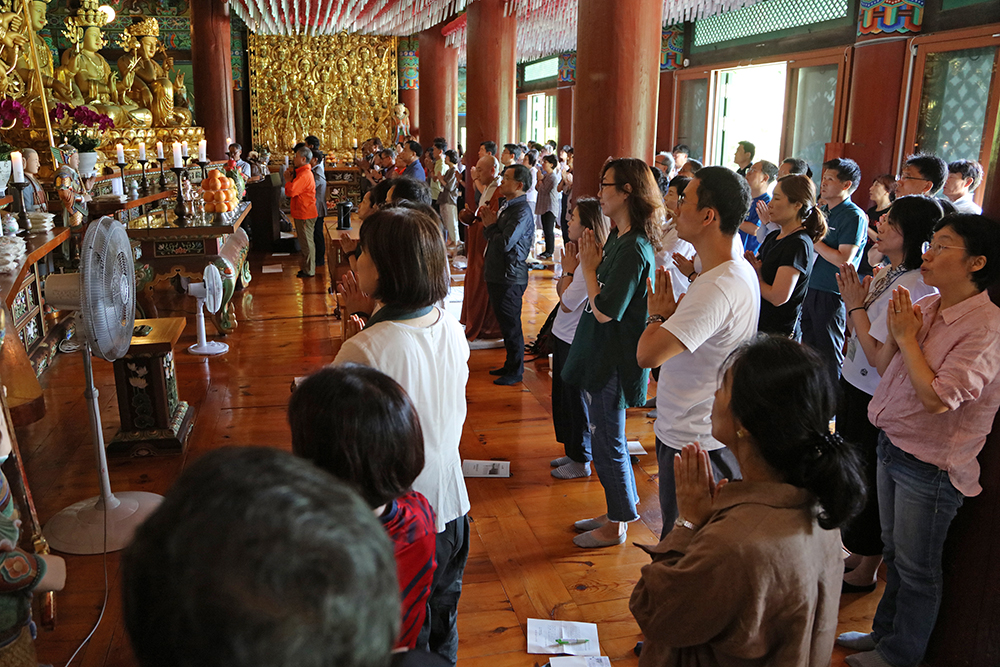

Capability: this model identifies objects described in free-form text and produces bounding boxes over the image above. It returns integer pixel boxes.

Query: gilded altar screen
[248,33,397,156]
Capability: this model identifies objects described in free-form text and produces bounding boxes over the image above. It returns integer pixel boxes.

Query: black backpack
[524,304,560,360]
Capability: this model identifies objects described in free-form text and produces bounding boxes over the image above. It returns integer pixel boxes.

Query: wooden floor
[17,252,881,666]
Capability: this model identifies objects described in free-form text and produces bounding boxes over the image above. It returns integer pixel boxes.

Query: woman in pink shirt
[838,213,1000,667]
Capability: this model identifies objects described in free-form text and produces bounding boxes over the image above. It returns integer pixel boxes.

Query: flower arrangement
[49,103,114,153]
[0,97,31,160]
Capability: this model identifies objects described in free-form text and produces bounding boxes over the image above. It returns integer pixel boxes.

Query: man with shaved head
[460,154,503,342]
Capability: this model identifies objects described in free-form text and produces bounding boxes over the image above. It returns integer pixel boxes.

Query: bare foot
[844,555,881,587]
[844,552,863,571]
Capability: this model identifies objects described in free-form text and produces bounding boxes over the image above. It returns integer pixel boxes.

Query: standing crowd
[122,131,998,667]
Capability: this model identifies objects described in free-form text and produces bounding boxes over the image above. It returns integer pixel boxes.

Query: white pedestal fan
[42,216,161,554]
[186,263,228,356]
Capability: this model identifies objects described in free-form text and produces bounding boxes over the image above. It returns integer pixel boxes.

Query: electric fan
[186,263,228,356]
[42,216,162,554]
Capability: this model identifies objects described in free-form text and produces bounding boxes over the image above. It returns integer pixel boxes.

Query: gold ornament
[126,17,158,38]
[74,0,109,28]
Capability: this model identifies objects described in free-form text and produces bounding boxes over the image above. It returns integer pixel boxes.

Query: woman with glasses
[835,195,941,596]
[838,213,1000,667]
[562,158,661,548]
[745,175,826,339]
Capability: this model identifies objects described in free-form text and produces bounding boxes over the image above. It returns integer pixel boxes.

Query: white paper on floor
[280,230,296,239]
[526,618,600,656]
[628,440,647,456]
[549,657,611,667]
[271,252,290,257]
[462,460,510,478]
[262,265,283,274]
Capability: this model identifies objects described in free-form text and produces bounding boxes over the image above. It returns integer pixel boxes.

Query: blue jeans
[584,371,639,523]
[872,432,964,667]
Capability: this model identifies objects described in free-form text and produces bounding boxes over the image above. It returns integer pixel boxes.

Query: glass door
[711,62,787,169]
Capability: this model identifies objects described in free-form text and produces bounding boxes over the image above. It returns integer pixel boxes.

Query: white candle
[284,155,289,168]
[115,143,125,164]
[10,152,23,184]
[138,143,146,161]
[352,138,358,148]
[198,140,207,162]
[172,142,182,168]
[226,137,232,146]
[156,141,164,159]
[181,142,188,157]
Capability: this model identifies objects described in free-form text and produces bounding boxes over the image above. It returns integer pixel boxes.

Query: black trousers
[486,281,527,377]
[800,287,847,386]
[312,215,326,265]
[552,335,592,463]
[838,378,883,556]
[541,211,556,255]
[415,514,470,664]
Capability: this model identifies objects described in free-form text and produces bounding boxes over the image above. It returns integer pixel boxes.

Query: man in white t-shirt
[637,167,761,538]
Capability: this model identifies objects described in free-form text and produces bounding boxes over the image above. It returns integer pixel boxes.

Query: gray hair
[295,145,312,160]
[656,152,675,174]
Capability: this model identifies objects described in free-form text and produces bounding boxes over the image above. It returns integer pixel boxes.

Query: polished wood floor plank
[22,254,875,666]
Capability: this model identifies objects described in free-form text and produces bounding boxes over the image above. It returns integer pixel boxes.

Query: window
[914,46,997,164]
[694,0,850,48]
[711,63,787,168]
[676,77,709,162]
[524,57,558,82]
[788,63,840,186]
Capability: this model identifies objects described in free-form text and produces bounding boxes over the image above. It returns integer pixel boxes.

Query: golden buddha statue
[60,5,152,128]
[0,12,27,100]
[14,0,80,115]
[117,18,191,127]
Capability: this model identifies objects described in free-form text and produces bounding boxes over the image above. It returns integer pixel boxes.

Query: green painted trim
[691,14,854,53]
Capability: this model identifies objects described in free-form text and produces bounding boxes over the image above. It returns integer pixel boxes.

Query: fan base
[44,491,163,555]
[187,341,229,356]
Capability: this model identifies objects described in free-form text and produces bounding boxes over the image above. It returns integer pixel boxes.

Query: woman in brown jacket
[630,335,866,667]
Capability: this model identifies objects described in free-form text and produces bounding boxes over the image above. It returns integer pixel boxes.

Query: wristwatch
[646,314,667,327]
[674,517,700,531]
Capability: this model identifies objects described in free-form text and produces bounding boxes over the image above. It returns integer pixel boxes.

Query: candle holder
[116,161,128,199]
[137,158,149,195]
[10,181,28,234]
[171,167,189,228]
[196,159,209,181]
[157,157,167,189]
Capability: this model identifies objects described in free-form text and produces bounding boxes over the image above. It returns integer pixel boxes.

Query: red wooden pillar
[656,70,675,153]
[419,26,459,149]
[190,0,234,160]
[464,0,516,179]
[573,0,662,200]
[840,39,908,208]
[557,84,574,149]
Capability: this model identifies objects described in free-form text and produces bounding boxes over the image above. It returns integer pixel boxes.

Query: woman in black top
[745,175,827,339]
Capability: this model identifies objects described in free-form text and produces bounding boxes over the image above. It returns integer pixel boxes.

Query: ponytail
[803,206,828,243]
[784,431,866,530]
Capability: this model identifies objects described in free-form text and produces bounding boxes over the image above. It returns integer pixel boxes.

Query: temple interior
[0,0,995,666]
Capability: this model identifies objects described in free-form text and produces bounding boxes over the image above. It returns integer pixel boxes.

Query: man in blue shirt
[481,164,535,386]
[738,159,777,254]
[399,140,426,181]
[801,157,867,384]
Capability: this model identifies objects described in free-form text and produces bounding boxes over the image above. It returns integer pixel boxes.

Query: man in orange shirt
[285,145,318,278]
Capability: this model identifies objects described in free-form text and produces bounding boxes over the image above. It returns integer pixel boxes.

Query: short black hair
[693,166,752,235]
[887,195,943,270]
[905,153,948,194]
[782,157,812,178]
[524,149,538,167]
[293,141,307,152]
[546,139,557,149]
[433,137,447,152]
[933,213,1000,291]
[388,176,432,206]
[948,159,983,191]
[305,135,320,150]
[311,149,324,164]
[672,144,690,155]
[822,157,862,193]
[738,140,756,161]
[503,143,523,162]
[444,149,459,164]
[289,364,425,508]
[122,447,398,667]
[358,206,450,307]
[405,140,423,158]
[228,142,243,153]
[541,154,558,169]
[503,163,531,193]
[480,141,497,155]
[369,179,393,208]
[685,159,703,173]
[668,174,691,196]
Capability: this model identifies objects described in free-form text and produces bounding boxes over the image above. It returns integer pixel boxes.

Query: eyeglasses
[599,182,617,190]
[921,241,965,255]
[897,174,930,182]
